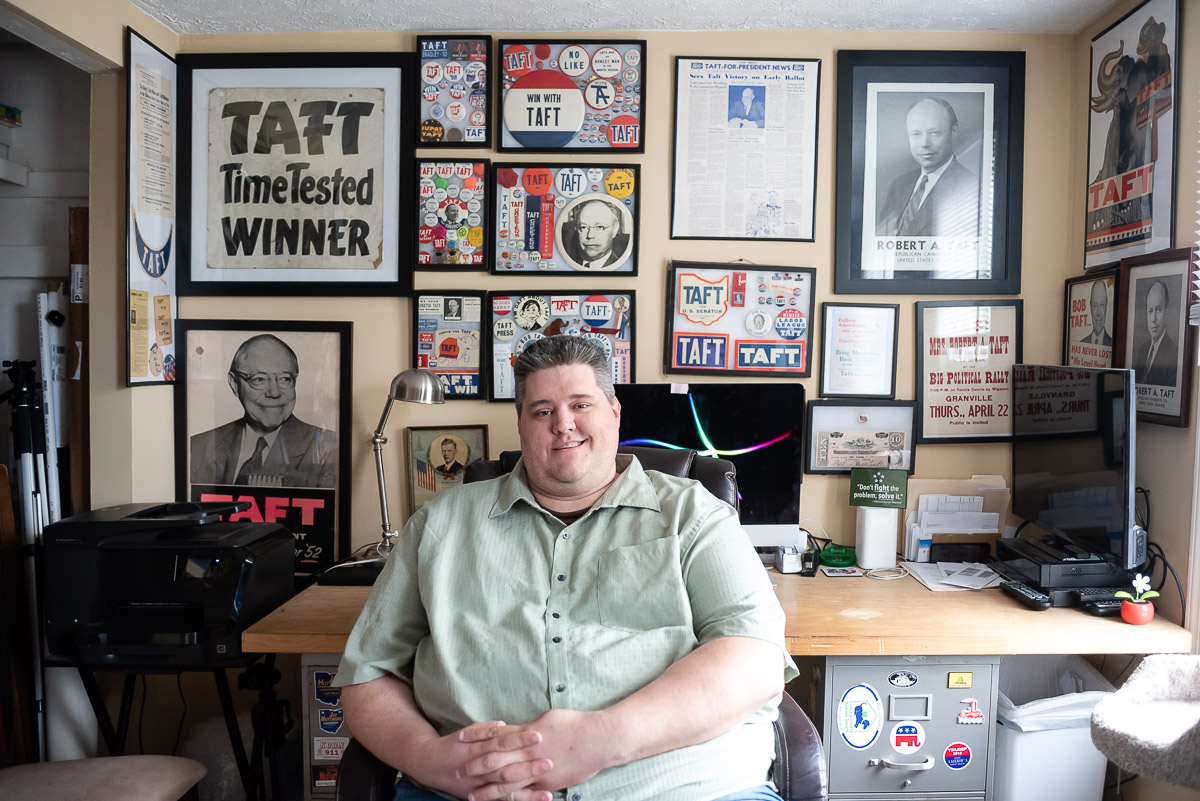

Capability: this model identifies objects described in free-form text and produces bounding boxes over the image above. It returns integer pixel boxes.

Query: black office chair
[335,447,828,801]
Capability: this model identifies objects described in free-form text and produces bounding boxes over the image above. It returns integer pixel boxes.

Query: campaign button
[944,742,971,770]
[622,67,639,85]
[584,78,616,110]
[448,83,467,100]
[492,296,512,315]
[503,45,534,78]
[470,109,486,126]
[419,177,435,198]
[554,168,587,198]
[429,103,445,119]
[890,721,925,755]
[606,114,640,148]
[559,45,590,77]
[494,318,516,340]
[522,167,554,196]
[422,85,440,102]
[604,168,635,199]
[581,295,613,327]
[745,309,772,336]
[624,48,641,66]
[422,63,443,84]
[503,70,586,149]
[447,101,467,123]
[419,119,445,142]
[445,62,464,83]
[465,62,486,86]
[591,46,622,78]
[418,225,434,244]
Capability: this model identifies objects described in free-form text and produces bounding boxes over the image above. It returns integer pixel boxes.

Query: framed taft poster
[664,262,815,378]
[415,159,490,270]
[413,290,486,399]
[174,319,352,578]
[915,300,1023,443]
[1063,270,1119,369]
[176,52,415,296]
[1084,0,1178,269]
[493,163,639,274]
[488,291,635,401]
[498,39,645,152]
[1115,248,1195,426]
[835,50,1025,294]
[405,425,488,513]
[416,35,491,147]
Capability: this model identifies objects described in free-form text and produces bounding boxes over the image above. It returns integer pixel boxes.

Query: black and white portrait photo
[727,85,765,129]
[555,194,634,271]
[1131,274,1181,388]
[443,296,463,321]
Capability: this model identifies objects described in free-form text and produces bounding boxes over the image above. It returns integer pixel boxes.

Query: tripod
[238,655,293,801]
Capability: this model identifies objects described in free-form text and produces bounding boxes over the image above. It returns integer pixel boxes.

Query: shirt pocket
[593,537,691,631]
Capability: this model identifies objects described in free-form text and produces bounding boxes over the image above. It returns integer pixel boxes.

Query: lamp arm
[372,399,398,553]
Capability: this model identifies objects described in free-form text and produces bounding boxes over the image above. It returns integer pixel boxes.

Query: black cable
[1145,541,1186,622]
[1135,487,1149,532]
[137,674,147,755]
[171,673,187,756]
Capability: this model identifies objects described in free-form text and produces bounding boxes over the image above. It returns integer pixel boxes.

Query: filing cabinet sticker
[890,721,925,754]
[314,736,348,761]
[944,742,972,770]
[836,683,882,749]
[319,708,343,734]
[314,671,341,706]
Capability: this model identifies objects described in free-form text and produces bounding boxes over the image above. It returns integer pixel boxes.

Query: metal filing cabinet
[793,655,1000,800]
[302,654,346,801]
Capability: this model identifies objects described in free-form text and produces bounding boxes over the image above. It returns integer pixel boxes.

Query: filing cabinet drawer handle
[868,757,935,771]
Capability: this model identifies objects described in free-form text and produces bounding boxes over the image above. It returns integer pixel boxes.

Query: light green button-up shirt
[336,455,798,801]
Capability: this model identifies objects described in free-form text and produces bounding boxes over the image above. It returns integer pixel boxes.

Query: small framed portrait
[174,320,352,579]
[497,39,646,153]
[415,159,491,271]
[412,291,486,399]
[1063,270,1119,368]
[1115,247,1196,426]
[416,35,492,147]
[819,303,900,399]
[405,425,489,513]
[492,163,639,274]
[664,262,815,377]
[805,400,917,475]
[915,299,1023,443]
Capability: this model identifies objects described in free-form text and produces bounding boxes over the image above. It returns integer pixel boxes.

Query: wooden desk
[242,573,1192,656]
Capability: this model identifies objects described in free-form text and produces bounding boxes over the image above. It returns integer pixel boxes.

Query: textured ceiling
[130,0,1116,36]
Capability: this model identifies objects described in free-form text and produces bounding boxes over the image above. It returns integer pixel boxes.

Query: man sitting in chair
[337,335,797,801]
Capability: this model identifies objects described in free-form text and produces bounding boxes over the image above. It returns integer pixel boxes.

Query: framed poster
[805,400,917,475]
[406,425,489,513]
[416,35,491,147]
[915,300,1023,443]
[834,50,1025,294]
[1084,0,1178,269]
[415,159,490,270]
[670,56,820,241]
[497,39,645,153]
[174,320,352,579]
[664,262,815,377]
[413,290,486,399]
[493,163,639,274]
[126,28,177,385]
[1115,248,1195,426]
[1063,270,1119,368]
[488,291,635,401]
[819,303,899,399]
[176,52,415,296]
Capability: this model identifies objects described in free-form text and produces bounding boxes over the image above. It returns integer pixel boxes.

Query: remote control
[1083,599,1124,616]
[1001,580,1052,610]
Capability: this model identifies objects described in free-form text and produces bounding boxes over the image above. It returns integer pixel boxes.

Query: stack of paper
[904,493,1000,561]
[905,561,1003,592]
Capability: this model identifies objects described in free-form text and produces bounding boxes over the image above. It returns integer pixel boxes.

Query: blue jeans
[392,777,784,801]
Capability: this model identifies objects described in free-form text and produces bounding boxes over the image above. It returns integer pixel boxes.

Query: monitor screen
[615,382,804,546]
[1011,364,1140,569]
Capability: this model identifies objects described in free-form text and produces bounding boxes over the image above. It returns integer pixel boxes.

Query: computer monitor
[614,382,804,547]
[1011,364,1145,570]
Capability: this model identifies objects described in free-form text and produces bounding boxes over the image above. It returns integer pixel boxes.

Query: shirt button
[552,636,561,643]
[562,532,570,539]
[572,795,582,801]
[557,574,566,581]
[552,612,560,619]
[556,684,566,692]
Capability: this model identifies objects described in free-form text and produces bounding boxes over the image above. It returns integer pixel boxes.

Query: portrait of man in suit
[434,437,465,477]
[728,86,765,128]
[558,197,632,271]
[1078,278,1113,346]
[190,333,338,488]
[876,96,981,238]
[1133,278,1179,387]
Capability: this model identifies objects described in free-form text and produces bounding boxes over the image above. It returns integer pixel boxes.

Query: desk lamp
[372,368,444,556]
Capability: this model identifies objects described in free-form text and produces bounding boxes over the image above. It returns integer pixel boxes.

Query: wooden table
[243,573,1192,656]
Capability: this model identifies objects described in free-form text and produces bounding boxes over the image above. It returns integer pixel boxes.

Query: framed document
[835,50,1025,294]
[415,159,490,271]
[1063,270,1119,369]
[174,319,352,579]
[819,303,899,398]
[664,262,815,377]
[805,400,916,475]
[497,40,645,153]
[1115,247,1195,426]
[492,163,639,274]
[405,424,488,513]
[412,290,486,399]
[1085,0,1178,269]
[915,300,1023,443]
[416,35,491,147]
[177,52,415,296]
[670,56,820,241]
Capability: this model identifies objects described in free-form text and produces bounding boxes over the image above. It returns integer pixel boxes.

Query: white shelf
[0,155,30,186]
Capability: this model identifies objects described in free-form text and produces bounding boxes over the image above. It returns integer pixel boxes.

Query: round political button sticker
[447,101,467,123]
[492,296,512,315]
[493,318,515,341]
[558,45,590,77]
[603,168,635,199]
[584,78,616,110]
[624,48,641,67]
[555,168,587,198]
[890,721,925,755]
[584,331,613,359]
[444,62,464,83]
[591,46,623,78]
[745,309,773,336]
[513,296,549,330]
[503,70,586,149]
[419,119,445,142]
[502,45,534,79]
[836,684,882,750]
[522,168,554,196]
[422,85,440,102]
[422,62,443,84]
[515,331,545,353]
[581,295,613,327]
[606,114,641,148]
[943,742,971,770]
[775,308,807,340]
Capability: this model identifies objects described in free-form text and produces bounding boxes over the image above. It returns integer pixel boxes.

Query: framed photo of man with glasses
[174,319,352,578]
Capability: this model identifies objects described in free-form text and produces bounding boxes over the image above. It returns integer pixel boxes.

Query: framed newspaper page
[915,299,1023,443]
[805,400,916,475]
[670,56,820,241]
[1063,269,1119,369]
[835,50,1025,294]
[664,262,815,377]
[819,303,899,399]
[1084,0,1178,269]
[176,52,415,296]
[416,36,492,148]
[412,290,486,399]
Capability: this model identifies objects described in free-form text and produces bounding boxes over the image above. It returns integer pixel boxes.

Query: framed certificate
[819,303,899,398]
[805,400,916,475]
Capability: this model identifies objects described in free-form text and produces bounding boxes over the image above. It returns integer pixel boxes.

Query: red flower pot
[1120,599,1155,625]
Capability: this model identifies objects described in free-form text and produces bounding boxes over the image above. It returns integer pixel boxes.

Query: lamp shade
[388,368,446,405]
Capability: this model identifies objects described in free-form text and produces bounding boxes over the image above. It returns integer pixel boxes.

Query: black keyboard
[1073,587,1126,603]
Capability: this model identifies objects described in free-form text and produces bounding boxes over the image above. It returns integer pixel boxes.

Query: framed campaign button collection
[416,35,492,148]
[492,163,639,274]
[415,159,491,270]
[497,39,646,152]
[412,290,486,399]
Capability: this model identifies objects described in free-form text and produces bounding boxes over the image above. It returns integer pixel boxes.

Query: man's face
[441,442,457,465]
[577,202,617,261]
[741,88,754,106]
[907,100,956,172]
[448,300,459,315]
[1146,283,1168,341]
[228,339,297,434]
[1089,282,1108,336]
[517,364,621,501]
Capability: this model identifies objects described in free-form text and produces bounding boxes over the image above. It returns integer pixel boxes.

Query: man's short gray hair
[513,335,615,414]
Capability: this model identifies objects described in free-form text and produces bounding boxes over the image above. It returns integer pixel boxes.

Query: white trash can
[993,654,1115,801]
